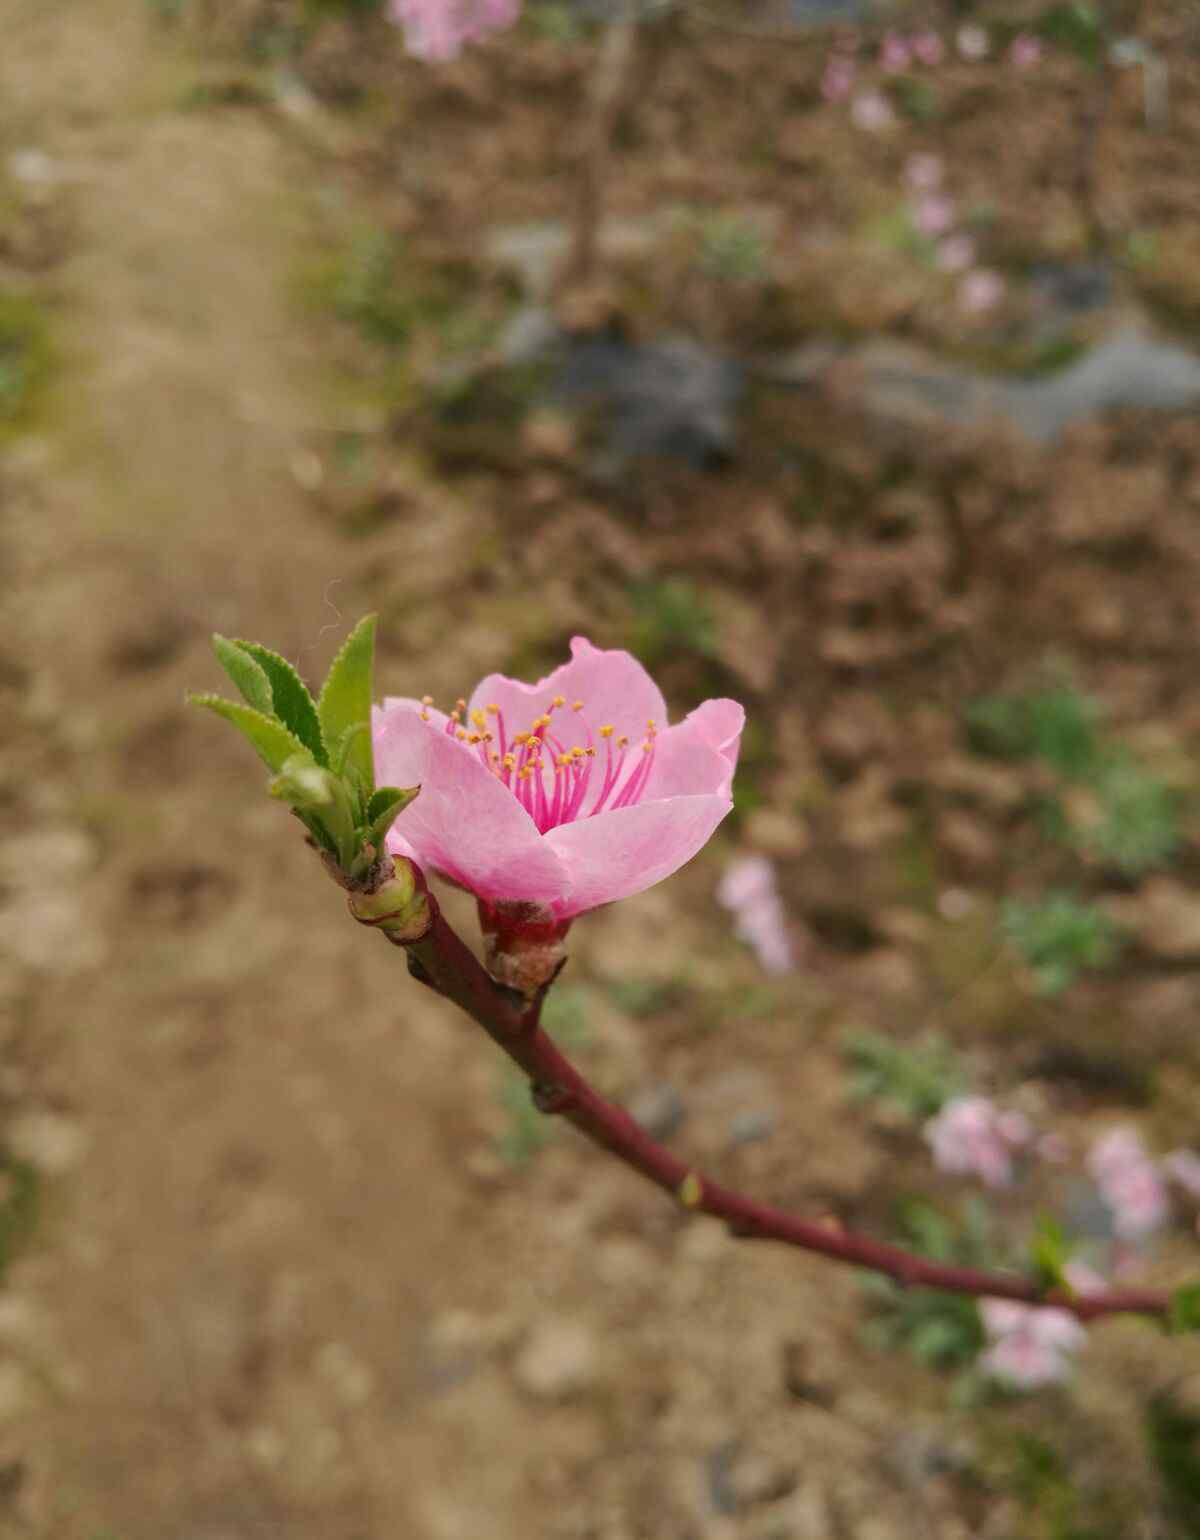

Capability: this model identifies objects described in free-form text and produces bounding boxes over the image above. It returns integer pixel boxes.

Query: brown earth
[4,2,1200,1538]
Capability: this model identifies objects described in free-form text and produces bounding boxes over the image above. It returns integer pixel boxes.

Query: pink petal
[646,699,743,799]
[546,793,733,917]
[374,705,570,906]
[468,637,667,745]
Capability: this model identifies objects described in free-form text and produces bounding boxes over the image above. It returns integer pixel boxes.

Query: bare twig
[381,884,1171,1324]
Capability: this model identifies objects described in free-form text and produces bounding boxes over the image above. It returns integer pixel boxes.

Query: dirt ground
[4,1,1200,1537]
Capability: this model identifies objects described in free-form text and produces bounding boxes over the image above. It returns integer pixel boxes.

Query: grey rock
[629,1082,686,1141]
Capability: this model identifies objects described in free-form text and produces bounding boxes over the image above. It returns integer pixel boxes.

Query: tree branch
[390,890,1169,1324]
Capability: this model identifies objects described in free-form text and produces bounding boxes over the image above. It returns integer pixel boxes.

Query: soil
[3,2,1200,1537]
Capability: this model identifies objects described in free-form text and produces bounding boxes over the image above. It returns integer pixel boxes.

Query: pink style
[373,637,743,920]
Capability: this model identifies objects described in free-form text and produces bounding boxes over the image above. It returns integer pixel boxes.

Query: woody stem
[399,890,1168,1324]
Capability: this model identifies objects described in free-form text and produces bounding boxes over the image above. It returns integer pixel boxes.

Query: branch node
[677,1172,704,1210]
[531,1082,576,1116]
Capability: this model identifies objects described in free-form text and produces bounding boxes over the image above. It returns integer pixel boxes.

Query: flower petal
[646,698,743,799]
[468,637,667,745]
[374,704,570,906]
[546,792,732,917]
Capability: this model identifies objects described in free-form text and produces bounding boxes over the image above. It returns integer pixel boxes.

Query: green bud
[348,857,430,943]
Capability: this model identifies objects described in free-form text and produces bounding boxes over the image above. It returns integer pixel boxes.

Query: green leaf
[269,754,358,867]
[1030,1215,1070,1290]
[212,635,274,716]
[364,784,419,851]
[237,641,326,765]
[1169,1282,1200,1335]
[317,615,376,795]
[188,693,314,774]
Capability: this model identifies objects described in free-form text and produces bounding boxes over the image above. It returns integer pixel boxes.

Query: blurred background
[3,0,1200,1533]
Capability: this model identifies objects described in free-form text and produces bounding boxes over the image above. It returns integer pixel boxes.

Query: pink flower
[903,152,943,192]
[924,1096,1029,1188]
[373,638,743,920]
[821,55,856,103]
[851,91,894,132]
[979,1300,1086,1389]
[1087,1127,1169,1242]
[956,24,989,61]
[879,30,910,73]
[913,194,955,237]
[936,234,976,272]
[1009,33,1043,71]
[910,30,945,67]
[387,0,519,61]
[717,856,794,975]
[958,269,1005,315]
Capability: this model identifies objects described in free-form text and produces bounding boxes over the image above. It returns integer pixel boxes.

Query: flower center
[420,693,657,834]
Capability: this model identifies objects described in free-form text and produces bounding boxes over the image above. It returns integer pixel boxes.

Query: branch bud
[348,856,431,943]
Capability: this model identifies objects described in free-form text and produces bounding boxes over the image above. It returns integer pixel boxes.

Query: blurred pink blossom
[979,1300,1086,1389]
[913,194,955,237]
[1009,32,1043,71]
[903,152,943,191]
[958,269,1004,314]
[821,55,857,103]
[1087,1127,1169,1242]
[924,1096,1030,1188]
[910,30,945,67]
[936,234,976,272]
[1165,1148,1200,1200]
[956,23,989,61]
[387,0,520,60]
[851,91,895,131]
[1063,1258,1107,1297]
[717,856,795,976]
[879,31,911,73]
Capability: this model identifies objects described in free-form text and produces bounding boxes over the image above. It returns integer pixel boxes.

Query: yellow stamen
[571,700,584,711]
[599,724,614,738]
[617,735,629,748]
[551,695,565,709]
[421,695,434,706]
[471,709,487,728]
[486,703,499,715]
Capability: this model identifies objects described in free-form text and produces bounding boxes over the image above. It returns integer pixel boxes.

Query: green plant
[1148,1391,1200,1531]
[496,988,591,1166]
[0,1152,39,1283]
[626,578,718,668]
[1011,1433,1116,1540]
[328,228,422,347]
[966,684,1104,779]
[1082,756,1178,876]
[1003,893,1121,995]
[862,1198,993,1371]
[695,213,770,285]
[0,292,53,435]
[843,1029,965,1123]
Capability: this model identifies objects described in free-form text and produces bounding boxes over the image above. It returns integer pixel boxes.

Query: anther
[571,700,584,711]
[421,695,434,706]
[599,725,614,738]
[551,695,565,709]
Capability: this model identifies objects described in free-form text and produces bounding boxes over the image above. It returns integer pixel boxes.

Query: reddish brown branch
[401,895,1169,1324]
